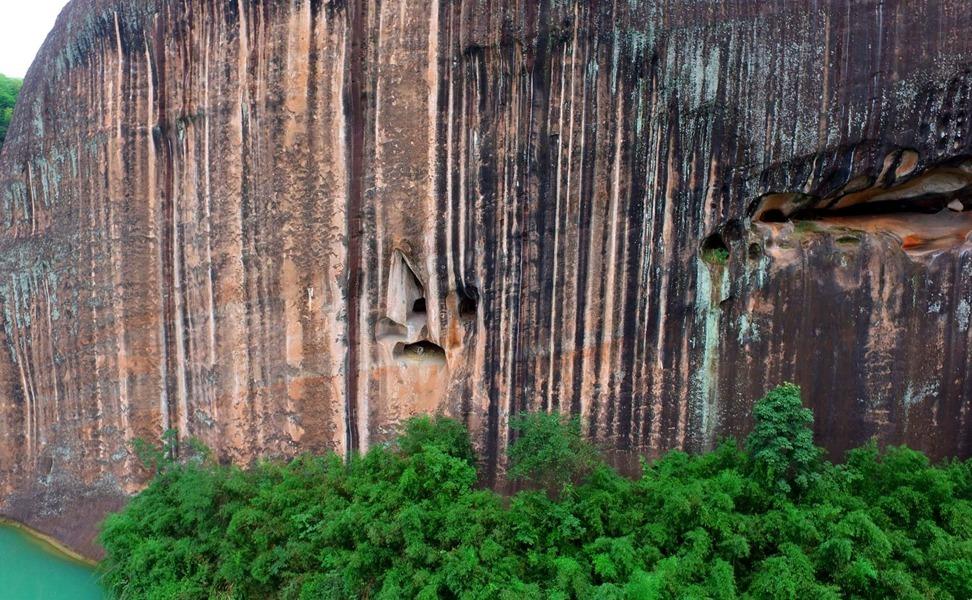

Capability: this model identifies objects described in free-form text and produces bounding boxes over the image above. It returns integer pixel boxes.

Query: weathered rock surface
[3,0,972,557]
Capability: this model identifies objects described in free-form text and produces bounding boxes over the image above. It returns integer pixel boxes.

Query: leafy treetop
[745,382,823,496]
[0,74,22,148]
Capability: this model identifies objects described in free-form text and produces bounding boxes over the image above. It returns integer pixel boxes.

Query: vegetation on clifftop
[100,384,972,599]
[0,74,22,148]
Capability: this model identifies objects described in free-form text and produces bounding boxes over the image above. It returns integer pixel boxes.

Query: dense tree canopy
[0,74,23,148]
[100,385,972,599]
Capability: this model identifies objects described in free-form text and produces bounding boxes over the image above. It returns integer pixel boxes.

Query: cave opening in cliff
[758,209,788,223]
[789,196,967,220]
[412,298,427,315]
[750,160,972,252]
[789,197,972,252]
[394,340,447,366]
[700,232,730,264]
[459,286,479,321]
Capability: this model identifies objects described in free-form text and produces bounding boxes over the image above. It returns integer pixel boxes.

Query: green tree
[395,414,476,465]
[745,382,823,496]
[507,411,602,496]
[0,74,23,148]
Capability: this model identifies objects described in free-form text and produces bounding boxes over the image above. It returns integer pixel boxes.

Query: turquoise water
[0,525,103,599]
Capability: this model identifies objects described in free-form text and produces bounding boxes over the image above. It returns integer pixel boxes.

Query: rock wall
[2,0,972,557]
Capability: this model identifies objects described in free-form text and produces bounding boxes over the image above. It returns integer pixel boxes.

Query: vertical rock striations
[2,0,972,556]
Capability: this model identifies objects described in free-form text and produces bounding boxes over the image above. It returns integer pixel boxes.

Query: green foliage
[101,389,972,599]
[745,383,823,496]
[702,247,730,265]
[396,414,476,465]
[508,412,602,496]
[0,74,22,148]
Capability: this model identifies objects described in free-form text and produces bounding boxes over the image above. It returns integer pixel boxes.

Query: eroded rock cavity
[379,251,448,365]
[749,153,972,254]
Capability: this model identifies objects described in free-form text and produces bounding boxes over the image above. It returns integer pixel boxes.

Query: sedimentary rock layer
[2,0,972,556]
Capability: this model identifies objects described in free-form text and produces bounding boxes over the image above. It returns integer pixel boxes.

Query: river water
[0,525,103,599]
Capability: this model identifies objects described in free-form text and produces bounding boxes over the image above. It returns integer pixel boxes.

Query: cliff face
[3,0,972,556]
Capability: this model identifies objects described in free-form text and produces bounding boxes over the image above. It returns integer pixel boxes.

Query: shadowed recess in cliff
[394,340,447,365]
[700,232,730,265]
[377,250,447,364]
[749,153,972,253]
[380,251,429,340]
[458,286,479,321]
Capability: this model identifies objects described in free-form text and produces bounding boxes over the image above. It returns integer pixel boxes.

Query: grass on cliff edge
[100,384,972,600]
[0,74,22,148]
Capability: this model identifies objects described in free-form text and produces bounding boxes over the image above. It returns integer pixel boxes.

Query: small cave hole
[700,233,730,265]
[459,286,479,321]
[412,298,427,315]
[394,340,447,366]
[758,209,789,223]
[748,242,762,260]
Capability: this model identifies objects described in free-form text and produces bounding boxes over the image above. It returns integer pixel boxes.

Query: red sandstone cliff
[3,0,972,557]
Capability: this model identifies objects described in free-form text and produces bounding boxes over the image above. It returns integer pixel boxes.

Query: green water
[0,525,103,599]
